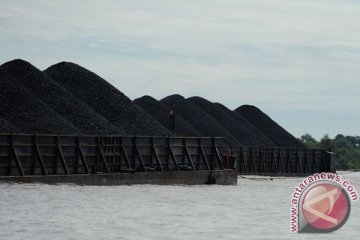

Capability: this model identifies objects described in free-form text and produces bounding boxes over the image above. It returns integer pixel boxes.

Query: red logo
[301,183,350,232]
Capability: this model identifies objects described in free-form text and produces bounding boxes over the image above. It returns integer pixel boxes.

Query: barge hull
[0,170,237,185]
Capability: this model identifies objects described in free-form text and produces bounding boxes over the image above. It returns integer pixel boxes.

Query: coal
[0,66,80,134]
[134,95,200,136]
[188,97,276,147]
[2,59,123,135]
[160,95,241,145]
[0,58,304,148]
[235,105,305,147]
[0,116,19,132]
[44,62,170,136]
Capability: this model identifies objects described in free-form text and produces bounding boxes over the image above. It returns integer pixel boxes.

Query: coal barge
[0,134,237,185]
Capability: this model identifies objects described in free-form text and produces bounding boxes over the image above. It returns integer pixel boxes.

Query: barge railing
[0,134,226,176]
[0,134,333,178]
[232,146,333,176]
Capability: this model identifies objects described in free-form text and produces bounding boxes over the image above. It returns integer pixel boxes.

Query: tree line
[299,134,360,170]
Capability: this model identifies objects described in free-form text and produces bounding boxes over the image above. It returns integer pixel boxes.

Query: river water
[0,172,359,240]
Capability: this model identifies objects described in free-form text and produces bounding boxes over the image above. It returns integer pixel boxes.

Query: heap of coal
[235,105,305,148]
[134,95,200,136]
[44,62,170,136]
[2,59,123,135]
[188,97,276,147]
[0,65,80,134]
[0,58,304,148]
[160,95,241,146]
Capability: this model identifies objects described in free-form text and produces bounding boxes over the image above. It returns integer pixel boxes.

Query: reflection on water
[0,171,359,240]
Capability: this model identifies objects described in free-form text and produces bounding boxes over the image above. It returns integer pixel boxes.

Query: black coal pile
[0,116,19,132]
[2,59,123,135]
[0,58,304,148]
[134,95,200,136]
[160,95,241,145]
[235,105,304,147]
[44,62,170,136]
[0,66,80,134]
[188,97,276,147]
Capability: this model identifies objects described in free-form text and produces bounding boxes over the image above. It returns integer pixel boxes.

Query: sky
[0,0,359,140]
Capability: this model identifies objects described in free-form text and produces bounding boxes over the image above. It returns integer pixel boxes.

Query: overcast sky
[1,0,359,139]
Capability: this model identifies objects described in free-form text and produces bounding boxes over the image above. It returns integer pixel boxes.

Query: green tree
[299,133,319,148]
[320,134,334,150]
[334,134,348,148]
